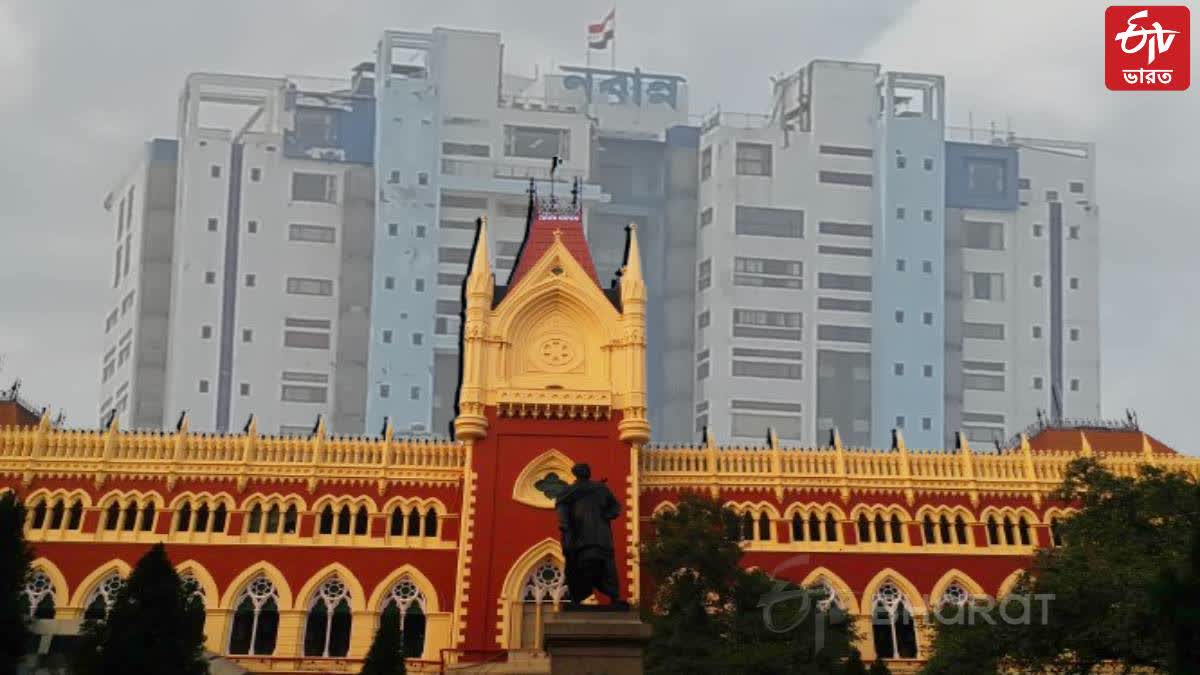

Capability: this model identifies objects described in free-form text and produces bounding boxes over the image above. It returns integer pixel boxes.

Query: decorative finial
[553,228,563,241]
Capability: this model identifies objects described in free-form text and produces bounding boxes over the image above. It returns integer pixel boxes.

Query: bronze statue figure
[555,463,626,608]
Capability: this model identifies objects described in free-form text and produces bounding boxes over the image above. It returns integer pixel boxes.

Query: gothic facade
[2,191,1195,673]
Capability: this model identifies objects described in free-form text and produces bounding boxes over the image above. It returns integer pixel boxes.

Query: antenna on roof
[571,176,581,209]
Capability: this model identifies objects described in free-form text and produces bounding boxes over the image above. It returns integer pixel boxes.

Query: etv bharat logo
[1106,6,1190,90]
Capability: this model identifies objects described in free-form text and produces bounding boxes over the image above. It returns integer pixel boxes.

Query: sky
[0,0,1195,451]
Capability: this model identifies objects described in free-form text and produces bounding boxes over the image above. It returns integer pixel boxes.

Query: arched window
[889,514,903,543]
[954,516,968,544]
[423,509,438,538]
[266,505,280,533]
[180,573,207,635]
[1002,516,1015,546]
[871,582,918,659]
[520,560,566,650]
[824,513,838,541]
[49,500,65,529]
[1050,517,1065,547]
[83,574,125,621]
[857,514,871,543]
[176,502,192,532]
[22,570,56,619]
[938,515,951,544]
[811,579,844,613]
[213,503,228,532]
[67,501,83,530]
[390,508,404,536]
[104,502,120,530]
[986,516,999,545]
[194,504,210,532]
[248,504,263,533]
[30,500,47,529]
[922,516,935,544]
[791,513,805,541]
[940,582,969,609]
[319,505,334,534]
[739,512,753,541]
[1017,516,1031,545]
[304,577,352,657]
[354,506,369,536]
[757,513,771,541]
[381,577,427,658]
[121,502,137,531]
[809,513,822,541]
[283,505,298,534]
[873,514,886,542]
[407,508,421,537]
[228,575,280,655]
[336,505,351,535]
[139,503,155,531]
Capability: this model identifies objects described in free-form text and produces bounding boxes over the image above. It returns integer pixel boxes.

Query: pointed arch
[29,557,69,610]
[174,560,219,606]
[512,448,576,509]
[220,561,294,610]
[366,565,441,614]
[929,569,987,605]
[799,567,861,615]
[294,562,367,612]
[861,568,927,616]
[649,500,677,517]
[497,538,566,649]
[70,559,133,607]
[997,569,1026,598]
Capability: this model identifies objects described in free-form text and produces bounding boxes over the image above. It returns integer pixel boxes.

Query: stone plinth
[543,608,651,675]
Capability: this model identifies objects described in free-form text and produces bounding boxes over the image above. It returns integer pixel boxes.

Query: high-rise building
[695,60,1100,448]
[100,73,377,434]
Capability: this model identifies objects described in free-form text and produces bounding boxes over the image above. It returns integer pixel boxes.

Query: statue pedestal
[543,608,651,675]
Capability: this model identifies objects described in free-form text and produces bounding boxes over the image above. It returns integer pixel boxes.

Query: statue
[555,463,626,608]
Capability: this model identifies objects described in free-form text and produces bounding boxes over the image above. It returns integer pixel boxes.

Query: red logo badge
[1106,5,1190,90]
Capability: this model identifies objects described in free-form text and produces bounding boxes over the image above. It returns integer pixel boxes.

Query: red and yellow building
[2,193,1196,672]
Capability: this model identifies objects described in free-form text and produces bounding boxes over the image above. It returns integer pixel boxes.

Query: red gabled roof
[506,187,599,288]
[1026,427,1179,455]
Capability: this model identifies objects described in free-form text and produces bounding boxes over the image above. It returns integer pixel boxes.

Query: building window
[284,331,331,349]
[281,385,328,403]
[1033,224,1044,237]
[199,380,210,393]
[818,221,871,237]
[242,329,253,342]
[289,224,337,243]
[700,147,712,180]
[894,310,905,324]
[964,374,1005,391]
[1046,189,1059,202]
[382,330,393,344]
[896,259,906,272]
[295,108,336,145]
[733,257,802,289]
[923,364,933,378]
[697,310,710,329]
[286,277,334,296]
[250,168,262,182]
[893,363,904,376]
[970,272,1004,301]
[415,224,427,238]
[923,311,933,325]
[380,384,390,399]
[732,361,802,380]
[966,221,1003,250]
[245,274,256,287]
[697,259,712,291]
[388,170,400,184]
[410,386,421,400]
[732,309,803,341]
[963,322,1005,340]
[735,143,772,176]
[204,271,216,285]
[1069,181,1085,193]
[922,209,933,222]
[895,416,905,428]
[417,172,429,186]
[818,273,871,292]
[1069,328,1080,342]
[414,279,425,292]
[923,157,934,171]
[896,207,906,220]
[1033,274,1043,288]
[896,155,906,169]
[388,223,399,236]
[504,125,569,160]
[291,173,337,203]
[922,417,932,431]
[1069,277,1079,290]
[211,165,221,178]
[819,171,872,187]
[1033,377,1043,390]
[1069,226,1080,239]
[1070,378,1080,392]
[922,260,933,274]
[1018,177,1031,189]
[412,333,423,346]
[699,207,713,227]
[240,383,250,396]
[1032,325,1043,339]
[201,325,213,339]
[735,206,803,238]
[207,218,218,232]
[384,276,395,290]
[247,220,258,234]
[966,157,1007,195]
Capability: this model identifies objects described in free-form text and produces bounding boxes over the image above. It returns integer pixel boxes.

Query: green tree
[641,494,856,674]
[842,649,867,675]
[361,604,407,675]
[72,544,208,675]
[0,492,33,675]
[922,458,1200,674]
[867,659,891,675]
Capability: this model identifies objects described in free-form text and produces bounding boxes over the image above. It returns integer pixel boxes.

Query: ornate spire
[466,216,493,300]
[619,222,645,303]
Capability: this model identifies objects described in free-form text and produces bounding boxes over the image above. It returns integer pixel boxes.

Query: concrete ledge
[543,610,651,675]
